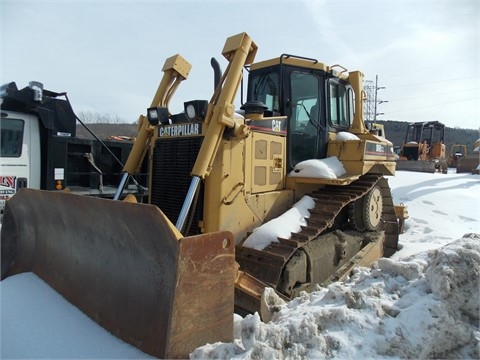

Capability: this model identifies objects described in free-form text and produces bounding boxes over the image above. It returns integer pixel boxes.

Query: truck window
[1,118,24,158]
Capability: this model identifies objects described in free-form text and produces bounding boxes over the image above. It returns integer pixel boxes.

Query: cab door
[287,70,326,167]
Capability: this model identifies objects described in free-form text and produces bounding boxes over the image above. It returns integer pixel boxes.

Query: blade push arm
[176,33,257,233]
[114,55,191,200]
[191,32,257,179]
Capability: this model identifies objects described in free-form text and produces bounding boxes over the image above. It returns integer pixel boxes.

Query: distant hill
[76,120,479,154]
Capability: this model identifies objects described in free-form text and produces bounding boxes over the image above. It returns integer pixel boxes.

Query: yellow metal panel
[204,137,292,245]
[254,166,267,186]
[327,140,365,160]
[270,141,283,159]
[162,54,191,79]
[269,167,282,185]
[287,175,358,187]
[204,139,247,243]
[245,190,294,225]
[222,32,258,65]
[250,132,286,194]
[255,139,268,159]
[327,139,396,177]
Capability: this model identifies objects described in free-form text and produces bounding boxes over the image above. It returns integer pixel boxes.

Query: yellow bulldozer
[456,139,480,174]
[447,144,468,169]
[1,33,400,358]
[396,120,447,173]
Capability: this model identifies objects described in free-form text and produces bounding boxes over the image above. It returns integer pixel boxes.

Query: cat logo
[272,120,282,132]
[158,123,201,137]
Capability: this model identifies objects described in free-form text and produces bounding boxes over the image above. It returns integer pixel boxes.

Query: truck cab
[1,81,148,221]
[0,111,41,217]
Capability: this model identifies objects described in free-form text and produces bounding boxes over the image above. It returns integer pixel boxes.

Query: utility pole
[364,80,376,122]
[374,75,387,123]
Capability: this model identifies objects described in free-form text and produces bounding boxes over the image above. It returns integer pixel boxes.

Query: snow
[1,169,479,359]
[194,235,480,359]
[242,195,315,250]
[289,156,347,179]
[388,169,479,257]
[1,273,151,359]
[335,131,361,141]
[243,157,348,250]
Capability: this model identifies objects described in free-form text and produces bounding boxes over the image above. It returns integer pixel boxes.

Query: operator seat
[304,103,319,136]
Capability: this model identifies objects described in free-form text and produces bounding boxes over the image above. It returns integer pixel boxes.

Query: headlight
[147,106,169,126]
[184,100,208,122]
[147,108,159,125]
[186,104,196,119]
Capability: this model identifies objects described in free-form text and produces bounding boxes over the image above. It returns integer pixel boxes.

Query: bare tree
[77,111,124,124]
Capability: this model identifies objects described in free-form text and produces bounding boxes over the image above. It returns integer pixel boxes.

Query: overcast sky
[2,0,479,130]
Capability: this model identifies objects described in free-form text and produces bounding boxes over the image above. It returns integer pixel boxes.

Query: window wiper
[301,103,323,131]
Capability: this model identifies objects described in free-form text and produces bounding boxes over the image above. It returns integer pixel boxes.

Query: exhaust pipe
[211,57,222,89]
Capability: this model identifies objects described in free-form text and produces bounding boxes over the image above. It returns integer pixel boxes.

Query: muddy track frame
[235,174,399,301]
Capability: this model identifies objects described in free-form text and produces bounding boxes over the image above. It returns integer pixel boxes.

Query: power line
[388,75,479,88]
[387,97,479,114]
[385,56,479,80]
[374,75,387,121]
[387,88,479,102]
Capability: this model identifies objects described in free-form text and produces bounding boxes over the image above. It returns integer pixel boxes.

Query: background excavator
[1,33,400,358]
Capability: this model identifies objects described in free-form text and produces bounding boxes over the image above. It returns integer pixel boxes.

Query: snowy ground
[1,169,479,359]
[192,169,480,360]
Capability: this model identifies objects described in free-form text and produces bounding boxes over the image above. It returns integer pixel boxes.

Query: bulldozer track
[236,174,398,291]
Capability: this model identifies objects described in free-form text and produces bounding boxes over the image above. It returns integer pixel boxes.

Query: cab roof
[250,55,350,81]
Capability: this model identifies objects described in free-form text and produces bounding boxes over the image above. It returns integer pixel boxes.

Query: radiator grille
[151,137,203,236]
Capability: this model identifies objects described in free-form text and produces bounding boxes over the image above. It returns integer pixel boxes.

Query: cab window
[290,71,320,166]
[328,81,350,128]
[249,72,280,113]
[290,71,321,130]
[1,118,24,157]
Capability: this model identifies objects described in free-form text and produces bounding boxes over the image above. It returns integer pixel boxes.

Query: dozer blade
[395,160,436,173]
[1,188,235,359]
[457,155,480,173]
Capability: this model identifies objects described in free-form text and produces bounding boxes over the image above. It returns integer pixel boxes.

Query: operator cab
[402,121,445,160]
[246,54,355,170]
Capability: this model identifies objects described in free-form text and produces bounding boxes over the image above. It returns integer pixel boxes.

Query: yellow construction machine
[456,139,480,173]
[396,120,447,173]
[447,144,468,169]
[1,33,399,358]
